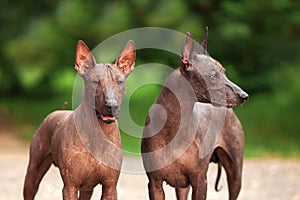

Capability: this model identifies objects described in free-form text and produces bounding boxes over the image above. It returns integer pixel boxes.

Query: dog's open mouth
[212,101,238,108]
[94,109,116,124]
[100,115,116,123]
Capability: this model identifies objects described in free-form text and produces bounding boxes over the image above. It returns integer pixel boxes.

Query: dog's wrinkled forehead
[195,54,226,74]
[86,63,125,82]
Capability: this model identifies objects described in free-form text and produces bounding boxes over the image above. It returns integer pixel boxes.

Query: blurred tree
[1,0,299,98]
[212,0,300,94]
[1,0,300,155]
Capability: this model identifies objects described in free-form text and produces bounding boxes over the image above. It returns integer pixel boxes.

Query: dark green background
[1,0,300,157]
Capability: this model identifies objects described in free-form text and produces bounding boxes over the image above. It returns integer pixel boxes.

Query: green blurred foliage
[1,0,300,156]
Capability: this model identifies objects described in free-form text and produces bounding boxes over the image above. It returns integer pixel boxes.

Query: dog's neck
[74,89,120,143]
[156,69,197,118]
[144,69,201,155]
[152,69,199,139]
[72,92,122,168]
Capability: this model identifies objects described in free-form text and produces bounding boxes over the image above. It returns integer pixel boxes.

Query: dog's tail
[214,162,222,192]
[61,101,68,110]
[211,150,223,192]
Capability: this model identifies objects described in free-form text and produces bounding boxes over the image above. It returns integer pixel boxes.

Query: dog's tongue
[101,115,116,122]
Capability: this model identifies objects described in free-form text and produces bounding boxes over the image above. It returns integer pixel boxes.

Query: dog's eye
[210,72,219,78]
[117,77,125,85]
[92,80,99,85]
[117,80,124,85]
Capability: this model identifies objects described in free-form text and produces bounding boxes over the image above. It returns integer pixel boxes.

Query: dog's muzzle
[94,108,117,124]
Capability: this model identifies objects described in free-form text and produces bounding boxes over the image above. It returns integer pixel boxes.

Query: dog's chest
[53,128,120,186]
[192,103,226,150]
[60,144,119,187]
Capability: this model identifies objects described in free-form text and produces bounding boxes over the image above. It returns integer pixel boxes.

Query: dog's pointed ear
[75,40,96,76]
[197,26,208,55]
[116,40,136,77]
[180,32,194,71]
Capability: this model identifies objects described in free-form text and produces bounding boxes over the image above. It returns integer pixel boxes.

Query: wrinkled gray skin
[23,40,135,200]
[142,28,248,200]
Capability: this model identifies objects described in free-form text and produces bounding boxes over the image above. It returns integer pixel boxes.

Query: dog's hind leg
[214,110,244,200]
[23,127,53,200]
[214,147,242,200]
[23,155,53,199]
[175,186,190,200]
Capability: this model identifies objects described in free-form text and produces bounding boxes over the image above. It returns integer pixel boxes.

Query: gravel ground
[1,135,300,200]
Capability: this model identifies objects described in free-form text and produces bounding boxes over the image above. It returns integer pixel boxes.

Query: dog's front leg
[79,189,93,200]
[148,178,165,200]
[63,185,79,200]
[176,187,190,200]
[190,173,207,200]
[101,183,118,200]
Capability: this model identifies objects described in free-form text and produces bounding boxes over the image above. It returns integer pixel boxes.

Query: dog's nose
[238,91,249,103]
[105,100,119,113]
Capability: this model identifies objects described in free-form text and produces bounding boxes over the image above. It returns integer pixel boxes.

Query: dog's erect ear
[75,40,96,76]
[116,40,136,76]
[197,26,208,55]
[180,32,194,71]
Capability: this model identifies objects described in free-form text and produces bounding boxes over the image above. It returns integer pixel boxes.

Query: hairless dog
[142,27,248,200]
[24,39,135,200]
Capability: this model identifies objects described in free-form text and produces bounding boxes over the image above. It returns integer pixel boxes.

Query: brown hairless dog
[23,39,135,200]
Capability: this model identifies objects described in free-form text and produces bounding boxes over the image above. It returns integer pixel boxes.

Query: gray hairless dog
[142,28,248,200]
